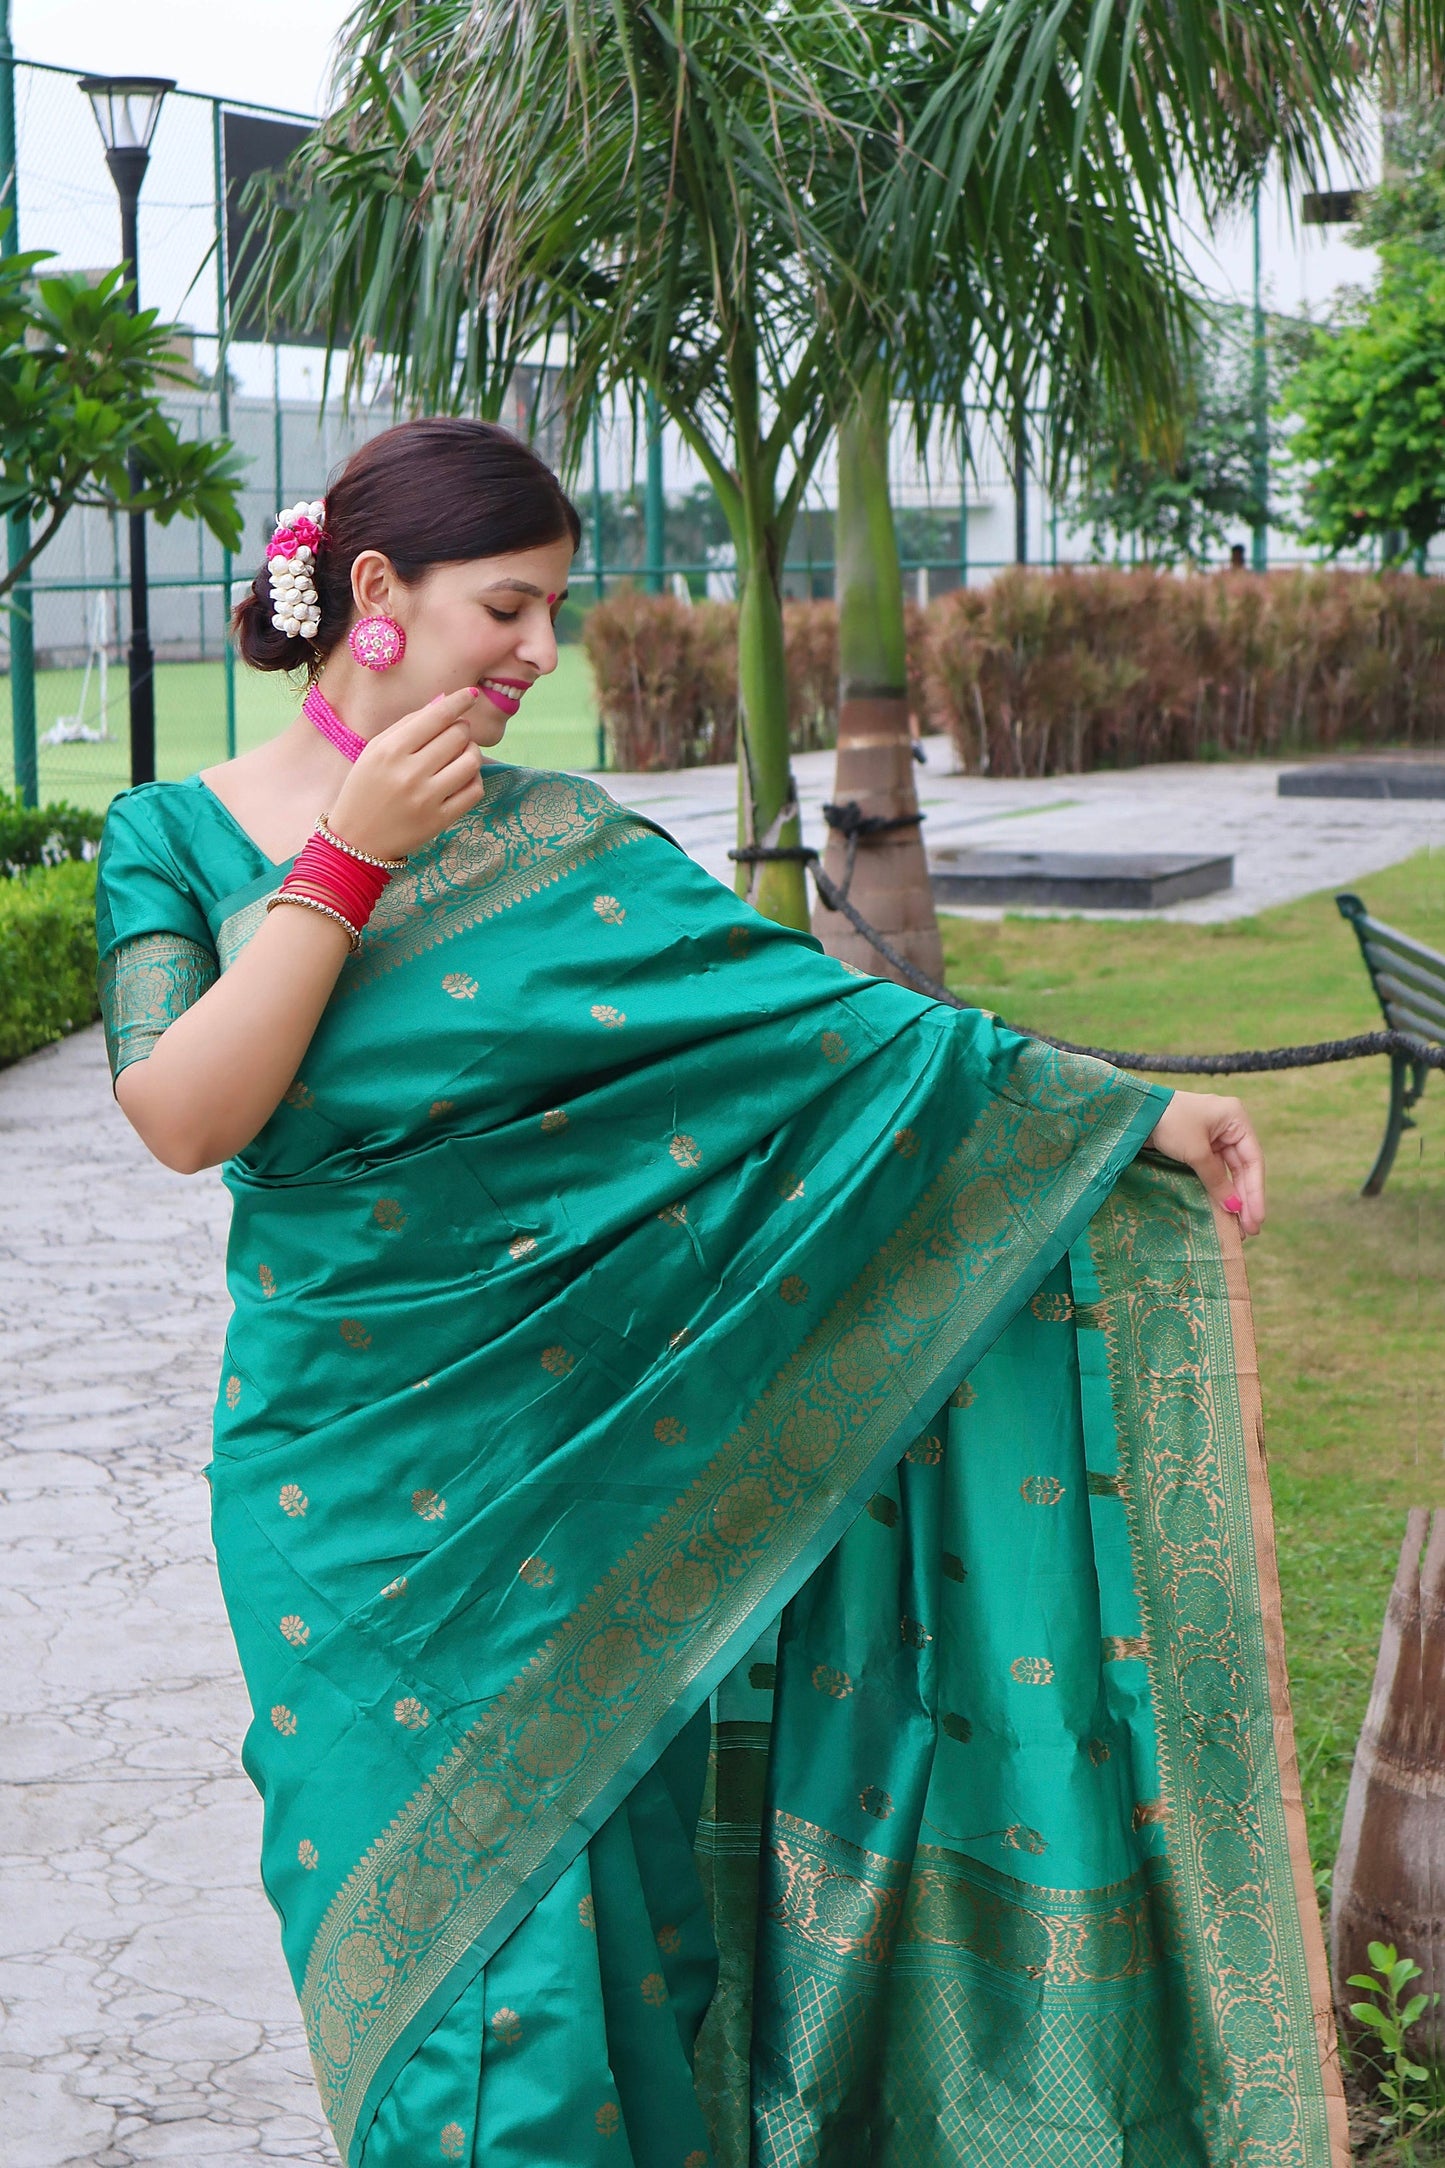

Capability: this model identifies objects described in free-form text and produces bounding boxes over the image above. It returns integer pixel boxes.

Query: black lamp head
[77,75,175,156]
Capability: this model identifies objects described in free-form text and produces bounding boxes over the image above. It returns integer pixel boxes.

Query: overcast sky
[13,0,1379,440]
[14,0,353,113]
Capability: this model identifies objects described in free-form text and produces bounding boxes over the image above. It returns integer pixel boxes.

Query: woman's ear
[351,550,398,618]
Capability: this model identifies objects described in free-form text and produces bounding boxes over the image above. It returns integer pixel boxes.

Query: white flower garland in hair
[266,500,327,639]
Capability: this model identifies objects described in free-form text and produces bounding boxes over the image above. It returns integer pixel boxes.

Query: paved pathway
[2,752,1441,2165]
[0,1030,338,2167]
[616,741,1445,920]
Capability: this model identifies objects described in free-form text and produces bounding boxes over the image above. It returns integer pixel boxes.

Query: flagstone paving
[1,749,1440,2164]
[0,1029,339,2167]
[615,739,1445,920]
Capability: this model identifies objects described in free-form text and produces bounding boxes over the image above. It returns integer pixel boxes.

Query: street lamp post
[78,75,173,787]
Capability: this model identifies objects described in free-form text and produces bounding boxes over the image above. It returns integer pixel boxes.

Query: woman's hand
[327,687,487,861]
[1145,1090,1266,1236]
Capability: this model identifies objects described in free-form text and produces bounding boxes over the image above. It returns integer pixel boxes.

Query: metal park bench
[1336,893,1444,1194]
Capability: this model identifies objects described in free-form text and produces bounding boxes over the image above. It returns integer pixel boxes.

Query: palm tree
[253,0,1445,946]
[258,4,903,931]
[250,2,1211,943]
[816,0,1444,982]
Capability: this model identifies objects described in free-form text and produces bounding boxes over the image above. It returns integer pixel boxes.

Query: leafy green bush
[1283,245,1445,562]
[0,788,104,877]
[0,857,99,1065]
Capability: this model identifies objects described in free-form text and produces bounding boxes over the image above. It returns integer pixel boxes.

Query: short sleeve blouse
[94,780,278,1078]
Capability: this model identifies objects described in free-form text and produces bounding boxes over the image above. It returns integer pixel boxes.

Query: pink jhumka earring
[349,614,406,671]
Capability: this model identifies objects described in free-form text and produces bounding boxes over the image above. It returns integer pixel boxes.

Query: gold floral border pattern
[98,930,218,1077]
[214,769,653,980]
[341,769,649,990]
[767,1809,1167,1988]
[1087,1162,1349,2168]
[299,1040,1152,2154]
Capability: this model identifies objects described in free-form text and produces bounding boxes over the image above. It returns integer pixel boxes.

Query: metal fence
[0,59,417,808]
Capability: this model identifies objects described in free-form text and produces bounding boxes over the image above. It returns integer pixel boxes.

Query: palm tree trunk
[730,386,809,930]
[812,363,944,985]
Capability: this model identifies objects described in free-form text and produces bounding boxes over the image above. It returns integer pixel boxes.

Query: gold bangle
[315,812,408,871]
[266,889,362,952]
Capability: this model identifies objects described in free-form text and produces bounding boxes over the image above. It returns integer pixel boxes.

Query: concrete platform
[929,847,1233,910]
[1279,760,1445,800]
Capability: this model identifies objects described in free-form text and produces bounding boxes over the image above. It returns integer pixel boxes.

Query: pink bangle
[283,833,393,934]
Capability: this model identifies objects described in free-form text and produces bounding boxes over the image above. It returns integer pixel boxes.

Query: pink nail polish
[467,686,482,698]
[1223,1193,1243,1214]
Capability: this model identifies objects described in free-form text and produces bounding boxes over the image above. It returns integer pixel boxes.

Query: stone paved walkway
[617,741,1445,920]
[2,752,1440,2166]
[0,1029,338,2167]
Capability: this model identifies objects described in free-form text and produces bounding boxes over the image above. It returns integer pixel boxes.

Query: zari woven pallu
[96,764,1348,2168]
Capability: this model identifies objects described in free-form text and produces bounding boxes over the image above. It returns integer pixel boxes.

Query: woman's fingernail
[467,686,482,698]
[1223,1193,1243,1214]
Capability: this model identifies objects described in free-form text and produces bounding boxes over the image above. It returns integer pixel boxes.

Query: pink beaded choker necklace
[303,682,367,764]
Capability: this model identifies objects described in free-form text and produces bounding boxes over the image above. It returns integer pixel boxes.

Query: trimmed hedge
[584,569,1445,775]
[926,566,1445,776]
[0,858,100,1066]
[583,590,927,770]
[0,788,104,876]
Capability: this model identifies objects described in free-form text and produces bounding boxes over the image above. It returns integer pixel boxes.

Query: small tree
[1066,304,1316,566]
[1282,246,1445,563]
[0,239,244,597]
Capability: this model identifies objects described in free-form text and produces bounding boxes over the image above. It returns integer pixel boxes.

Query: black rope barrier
[729,812,1445,1079]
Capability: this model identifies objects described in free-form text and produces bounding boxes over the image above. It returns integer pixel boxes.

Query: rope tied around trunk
[727,814,1445,1077]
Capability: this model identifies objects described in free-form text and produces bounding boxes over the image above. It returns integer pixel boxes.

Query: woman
[96,419,1345,2167]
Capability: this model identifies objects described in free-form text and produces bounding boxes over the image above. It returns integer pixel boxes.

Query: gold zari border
[766,1809,1167,1988]
[215,769,651,979]
[98,930,218,1077]
[1088,1166,1349,2167]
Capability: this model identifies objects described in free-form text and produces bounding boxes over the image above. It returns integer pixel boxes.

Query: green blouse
[95,776,285,1077]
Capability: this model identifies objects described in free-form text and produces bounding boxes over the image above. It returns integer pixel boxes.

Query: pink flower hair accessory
[267,498,327,641]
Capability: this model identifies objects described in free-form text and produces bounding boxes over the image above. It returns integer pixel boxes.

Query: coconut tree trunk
[732,483,810,934]
[1331,1509,1445,2063]
[811,363,944,985]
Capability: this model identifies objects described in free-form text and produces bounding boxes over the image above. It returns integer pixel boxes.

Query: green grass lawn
[938,852,1445,1887]
[0,646,602,813]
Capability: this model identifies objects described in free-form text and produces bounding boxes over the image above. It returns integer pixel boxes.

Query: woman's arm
[115,688,486,1173]
[116,904,353,1172]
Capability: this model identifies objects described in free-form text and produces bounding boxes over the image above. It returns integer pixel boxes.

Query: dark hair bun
[232,571,318,674]
[230,418,581,679]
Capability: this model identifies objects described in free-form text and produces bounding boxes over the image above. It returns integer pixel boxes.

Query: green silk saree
[96,763,1347,2168]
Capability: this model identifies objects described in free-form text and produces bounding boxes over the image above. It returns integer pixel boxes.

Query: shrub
[0,788,104,877]
[922,565,1445,776]
[584,568,1445,777]
[584,591,740,770]
[585,591,927,768]
[0,857,100,1065]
